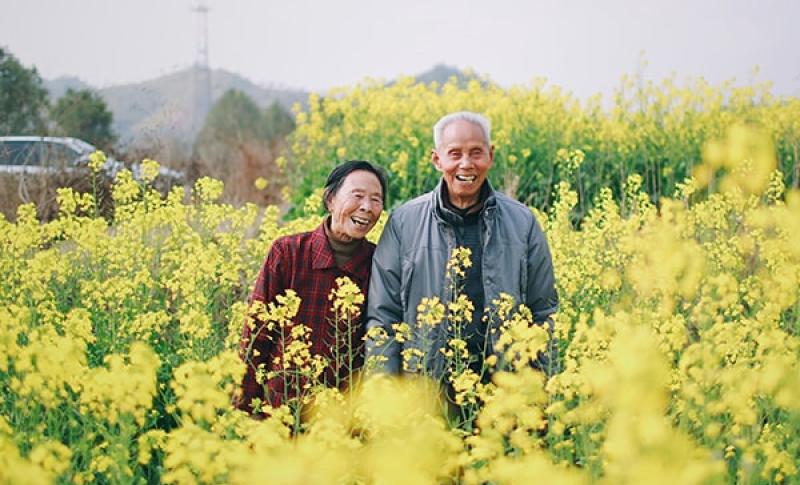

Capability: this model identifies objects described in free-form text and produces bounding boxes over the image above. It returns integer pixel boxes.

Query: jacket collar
[310,219,373,279]
[432,178,497,226]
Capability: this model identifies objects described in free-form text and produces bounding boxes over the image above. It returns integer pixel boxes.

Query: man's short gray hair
[433,112,491,149]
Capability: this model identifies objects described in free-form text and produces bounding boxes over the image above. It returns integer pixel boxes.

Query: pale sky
[2,0,798,98]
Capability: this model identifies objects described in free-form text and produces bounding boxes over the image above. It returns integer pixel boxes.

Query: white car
[0,136,184,184]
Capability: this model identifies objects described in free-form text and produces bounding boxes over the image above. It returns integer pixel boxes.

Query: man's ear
[431,149,442,172]
[489,144,495,163]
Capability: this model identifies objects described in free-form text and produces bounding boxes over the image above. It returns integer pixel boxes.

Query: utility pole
[191,1,212,137]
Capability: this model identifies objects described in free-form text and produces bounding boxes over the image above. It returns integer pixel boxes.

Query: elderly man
[365,112,558,382]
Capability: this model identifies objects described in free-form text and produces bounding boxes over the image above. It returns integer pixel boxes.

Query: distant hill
[412,63,482,86]
[46,67,308,148]
[44,64,481,148]
[44,76,92,100]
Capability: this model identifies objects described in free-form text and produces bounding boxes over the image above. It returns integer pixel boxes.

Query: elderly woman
[237,160,387,414]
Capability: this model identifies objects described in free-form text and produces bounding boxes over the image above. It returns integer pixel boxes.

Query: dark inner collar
[323,217,361,256]
[440,181,490,219]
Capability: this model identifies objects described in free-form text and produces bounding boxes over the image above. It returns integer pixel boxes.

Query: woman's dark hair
[323,160,388,211]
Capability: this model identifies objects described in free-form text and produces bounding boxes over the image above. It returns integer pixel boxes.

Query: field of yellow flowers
[285,73,800,219]
[2,77,800,484]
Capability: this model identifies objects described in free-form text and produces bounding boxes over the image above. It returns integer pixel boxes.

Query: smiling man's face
[432,119,494,209]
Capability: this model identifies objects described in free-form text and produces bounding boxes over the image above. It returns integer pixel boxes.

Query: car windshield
[71,139,97,154]
[42,142,81,167]
[0,141,41,165]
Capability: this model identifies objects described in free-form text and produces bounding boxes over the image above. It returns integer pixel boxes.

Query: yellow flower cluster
[0,422,72,485]
[87,150,106,173]
[328,276,365,319]
[139,158,161,183]
[171,351,243,424]
[80,342,159,424]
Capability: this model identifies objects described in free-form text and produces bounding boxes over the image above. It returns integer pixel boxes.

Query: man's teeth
[455,175,476,182]
[351,216,370,226]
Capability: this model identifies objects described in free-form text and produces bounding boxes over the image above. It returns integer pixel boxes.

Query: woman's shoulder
[269,225,324,256]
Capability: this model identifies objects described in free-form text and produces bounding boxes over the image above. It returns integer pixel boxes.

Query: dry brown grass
[0,170,109,221]
[191,137,287,207]
[1,135,289,222]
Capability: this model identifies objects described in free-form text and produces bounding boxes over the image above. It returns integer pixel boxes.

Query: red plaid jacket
[236,221,375,414]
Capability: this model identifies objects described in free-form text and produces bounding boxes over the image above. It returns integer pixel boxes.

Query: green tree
[197,89,264,146]
[51,88,116,149]
[0,47,49,134]
[197,90,295,147]
[262,100,295,140]
[194,89,295,204]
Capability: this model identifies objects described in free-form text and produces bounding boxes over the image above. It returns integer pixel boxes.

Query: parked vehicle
[0,136,111,174]
[0,136,184,183]
[0,136,185,220]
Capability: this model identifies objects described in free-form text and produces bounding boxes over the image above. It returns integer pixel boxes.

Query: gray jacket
[365,179,558,377]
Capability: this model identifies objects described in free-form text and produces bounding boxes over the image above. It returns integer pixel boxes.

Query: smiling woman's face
[327,169,384,242]
[432,119,494,209]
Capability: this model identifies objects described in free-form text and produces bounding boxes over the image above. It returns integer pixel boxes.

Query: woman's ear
[322,192,331,213]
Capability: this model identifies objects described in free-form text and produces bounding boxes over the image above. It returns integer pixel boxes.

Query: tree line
[0,47,115,148]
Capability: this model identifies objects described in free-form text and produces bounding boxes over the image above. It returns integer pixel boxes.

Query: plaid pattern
[236,221,375,413]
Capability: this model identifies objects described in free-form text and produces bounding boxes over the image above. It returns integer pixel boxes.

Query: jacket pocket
[400,257,414,313]
[519,255,528,300]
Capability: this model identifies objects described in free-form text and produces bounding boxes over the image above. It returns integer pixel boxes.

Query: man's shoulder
[493,191,535,219]
[390,191,433,219]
